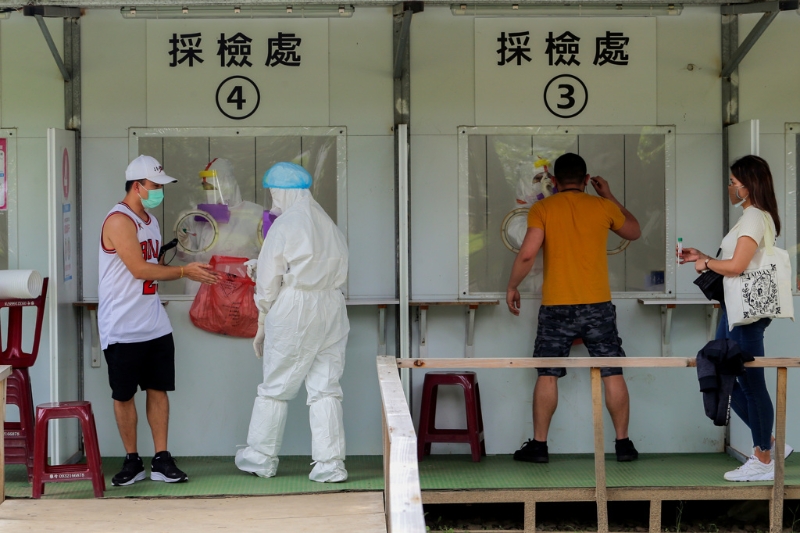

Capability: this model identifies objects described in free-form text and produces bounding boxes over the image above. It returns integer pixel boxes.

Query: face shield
[197,158,242,224]
[199,158,243,206]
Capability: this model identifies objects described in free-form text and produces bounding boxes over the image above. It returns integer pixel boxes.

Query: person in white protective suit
[179,158,264,294]
[235,162,350,483]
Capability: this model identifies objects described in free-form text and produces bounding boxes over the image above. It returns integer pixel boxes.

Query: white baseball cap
[125,155,177,185]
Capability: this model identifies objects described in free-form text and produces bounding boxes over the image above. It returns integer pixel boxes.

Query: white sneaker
[724,455,774,482]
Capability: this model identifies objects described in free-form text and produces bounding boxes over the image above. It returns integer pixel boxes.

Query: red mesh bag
[189,256,258,338]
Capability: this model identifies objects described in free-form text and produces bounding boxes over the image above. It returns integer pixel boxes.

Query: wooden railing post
[770,367,787,533]
[378,356,426,532]
[591,368,608,533]
[383,408,391,531]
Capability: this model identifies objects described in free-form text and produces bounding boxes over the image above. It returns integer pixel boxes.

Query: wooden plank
[745,359,800,368]
[396,358,800,369]
[0,365,11,382]
[524,495,536,533]
[591,368,608,533]
[376,356,426,533]
[383,410,391,530]
[0,493,387,533]
[649,500,661,533]
[398,358,692,369]
[770,367,788,533]
[423,489,598,504]
[424,485,777,505]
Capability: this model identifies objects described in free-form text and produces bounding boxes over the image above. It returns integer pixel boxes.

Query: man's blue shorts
[533,301,625,378]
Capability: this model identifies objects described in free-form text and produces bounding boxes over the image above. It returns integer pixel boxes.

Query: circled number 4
[557,84,576,110]
[227,86,246,110]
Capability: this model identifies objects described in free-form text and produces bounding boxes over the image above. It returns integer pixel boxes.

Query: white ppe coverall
[235,188,350,482]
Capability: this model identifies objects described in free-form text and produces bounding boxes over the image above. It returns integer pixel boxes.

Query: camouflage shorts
[533,301,625,378]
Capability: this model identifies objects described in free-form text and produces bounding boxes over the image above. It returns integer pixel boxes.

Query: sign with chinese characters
[475,18,656,125]
[147,21,328,126]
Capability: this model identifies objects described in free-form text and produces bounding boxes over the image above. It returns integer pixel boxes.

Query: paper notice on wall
[62,203,72,282]
[0,138,7,210]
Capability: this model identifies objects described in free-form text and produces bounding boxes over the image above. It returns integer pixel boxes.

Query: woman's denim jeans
[715,307,773,452]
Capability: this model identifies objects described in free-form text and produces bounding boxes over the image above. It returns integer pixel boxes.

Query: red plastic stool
[0,278,49,484]
[5,368,35,481]
[417,371,486,462]
[32,401,105,498]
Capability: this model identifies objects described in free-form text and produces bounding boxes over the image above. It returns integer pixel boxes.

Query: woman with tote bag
[679,155,792,482]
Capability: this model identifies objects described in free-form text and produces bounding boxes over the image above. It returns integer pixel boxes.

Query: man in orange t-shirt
[506,152,641,464]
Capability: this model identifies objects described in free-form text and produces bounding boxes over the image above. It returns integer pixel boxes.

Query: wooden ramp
[0,492,387,533]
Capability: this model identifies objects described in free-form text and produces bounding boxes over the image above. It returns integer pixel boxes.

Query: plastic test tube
[677,237,683,262]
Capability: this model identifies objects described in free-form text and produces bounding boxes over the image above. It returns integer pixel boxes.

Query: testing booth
[0,1,799,532]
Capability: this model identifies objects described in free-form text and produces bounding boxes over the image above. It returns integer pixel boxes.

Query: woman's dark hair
[730,155,781,236]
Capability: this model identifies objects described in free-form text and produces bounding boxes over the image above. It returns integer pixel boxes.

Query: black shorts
[533,301,625,378]
[103,333,175,401]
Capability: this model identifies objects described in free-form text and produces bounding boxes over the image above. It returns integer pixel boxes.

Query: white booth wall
[0,17,64,426]
[408,6,800,456]
[77,7,396,456]
[1,6,799,460]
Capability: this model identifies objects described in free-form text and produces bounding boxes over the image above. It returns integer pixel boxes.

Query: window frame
[128,126,348,300]
[457,125,677,300]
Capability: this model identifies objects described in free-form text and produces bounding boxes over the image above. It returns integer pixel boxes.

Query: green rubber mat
[5,456,384,499]
[8,453,799,499]
[417,453,800,490]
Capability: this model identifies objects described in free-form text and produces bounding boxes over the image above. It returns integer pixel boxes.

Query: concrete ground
[0,492,387,532]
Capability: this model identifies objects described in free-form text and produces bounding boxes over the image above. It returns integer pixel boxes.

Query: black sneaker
[514,439,549,463]
[112,453,146,486]
[615,438,639,462]
[150,451,189,483]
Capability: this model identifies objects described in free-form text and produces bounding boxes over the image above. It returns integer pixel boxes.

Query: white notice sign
[475,18,656,126]
[146,20,329,127]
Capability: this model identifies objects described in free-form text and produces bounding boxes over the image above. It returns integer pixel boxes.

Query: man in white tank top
[99,155,219,487]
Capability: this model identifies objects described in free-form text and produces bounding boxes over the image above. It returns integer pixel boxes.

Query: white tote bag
[723,212,794,330]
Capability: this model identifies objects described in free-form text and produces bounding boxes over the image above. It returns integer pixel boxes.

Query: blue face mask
[139,187,164,209]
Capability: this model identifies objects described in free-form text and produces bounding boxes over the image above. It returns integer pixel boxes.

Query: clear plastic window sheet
[458,126,676,299]
[129,127,347,296]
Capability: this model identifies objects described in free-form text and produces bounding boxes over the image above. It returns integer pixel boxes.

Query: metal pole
[393,9,412,80]
[34,14,71,82]
[720,11,779,79]
[397,124,410,402]
[721,13,738,235]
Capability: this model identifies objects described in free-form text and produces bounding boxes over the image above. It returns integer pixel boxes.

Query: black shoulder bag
[693,248,724,303]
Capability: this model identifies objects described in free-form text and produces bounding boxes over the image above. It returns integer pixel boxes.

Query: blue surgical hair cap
[262,162,313,189]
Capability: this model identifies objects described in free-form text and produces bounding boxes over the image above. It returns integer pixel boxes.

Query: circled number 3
[557,84,575,110]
